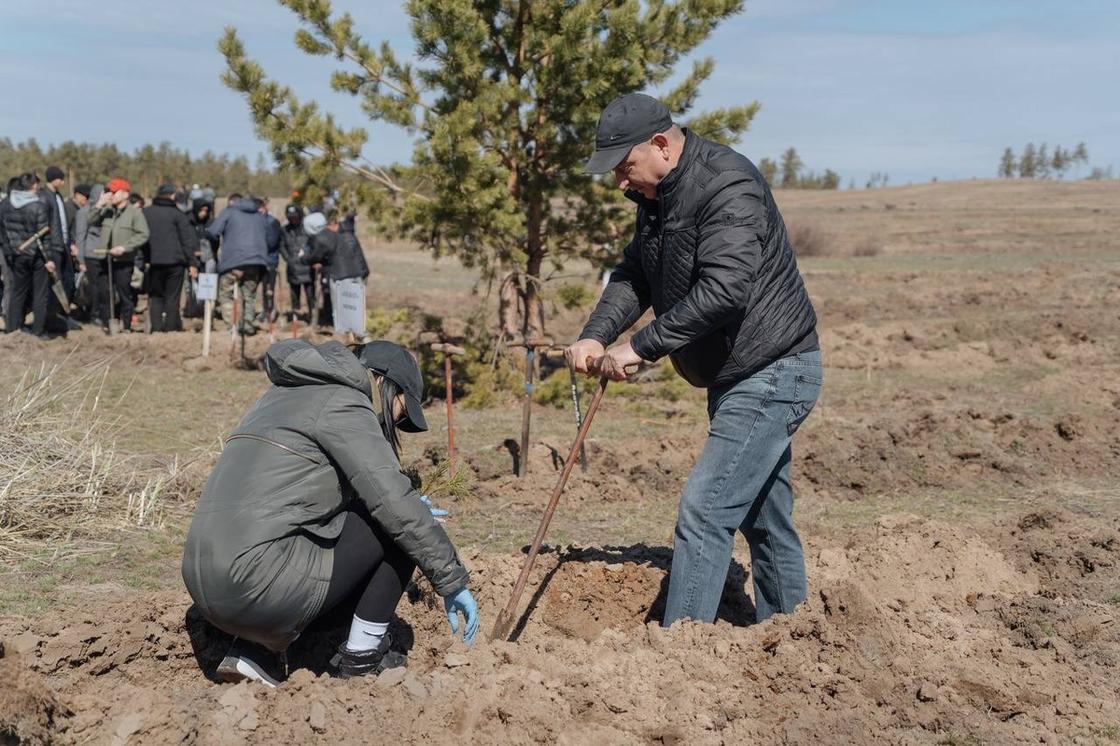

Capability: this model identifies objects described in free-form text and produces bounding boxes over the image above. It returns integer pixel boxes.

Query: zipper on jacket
[225,433,321,464]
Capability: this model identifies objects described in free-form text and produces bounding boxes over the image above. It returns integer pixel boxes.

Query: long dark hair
[377,376,404,460]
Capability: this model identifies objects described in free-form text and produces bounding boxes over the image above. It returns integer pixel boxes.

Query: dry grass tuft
[787,221,832,257]
[851,238,883,257]
[0,361,195,562]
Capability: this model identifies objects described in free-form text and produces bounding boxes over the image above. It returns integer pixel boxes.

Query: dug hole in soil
[2,509,1118,744]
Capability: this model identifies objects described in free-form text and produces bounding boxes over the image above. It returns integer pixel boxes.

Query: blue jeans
[663,350,822,625]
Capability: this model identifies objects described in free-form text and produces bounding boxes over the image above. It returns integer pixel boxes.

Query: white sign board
[333,280,367,335]
[197,273,219,302]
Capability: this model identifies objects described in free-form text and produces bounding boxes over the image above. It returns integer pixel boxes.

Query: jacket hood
[191,200,212,222]
[89,184,104,203]
[264,339,372,397]
[234,199,260,214]
[10,190,38,209]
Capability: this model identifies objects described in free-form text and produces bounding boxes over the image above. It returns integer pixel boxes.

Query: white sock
[346,616,389,652]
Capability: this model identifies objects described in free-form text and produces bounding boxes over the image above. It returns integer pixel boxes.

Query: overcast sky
[2,0,1116,186]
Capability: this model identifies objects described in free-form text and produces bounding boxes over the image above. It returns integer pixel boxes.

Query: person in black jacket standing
[257,197,283,324]
[568,94,822,627]
[305,210,369,335]
[2,173,53,337]
[0,178,15,325]
[143,184,199,332]
[40,166,74,331]
[279,204,315,322]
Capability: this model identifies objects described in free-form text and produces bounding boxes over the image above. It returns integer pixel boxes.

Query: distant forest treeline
[997,142,1105,180]
[0,138,292,197]
[757,147,840,190]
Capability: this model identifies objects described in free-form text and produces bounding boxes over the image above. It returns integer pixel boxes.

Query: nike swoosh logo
[609,134,622,141]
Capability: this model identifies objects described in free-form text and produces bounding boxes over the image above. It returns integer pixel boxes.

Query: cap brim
[398,393,428,433]
[585,144,632,174]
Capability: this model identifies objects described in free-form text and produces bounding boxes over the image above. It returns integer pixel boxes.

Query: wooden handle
[17,226,50,253]
[431,343,466,355]
[489,374,610,641]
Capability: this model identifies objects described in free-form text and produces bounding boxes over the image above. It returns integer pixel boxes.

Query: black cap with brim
[400,392,427,433]
[585,93,674,174]
[585,143,635,174]
[356,340,429,433]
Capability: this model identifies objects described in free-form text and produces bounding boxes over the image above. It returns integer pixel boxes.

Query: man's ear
[651,133,672,159]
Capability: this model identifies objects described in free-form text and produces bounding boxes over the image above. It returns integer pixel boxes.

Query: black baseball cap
[585,93,674,174]
[356,341,428,433]
[156,183,177,196]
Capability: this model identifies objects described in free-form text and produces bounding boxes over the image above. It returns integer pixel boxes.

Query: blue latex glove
[419,494,449,518]
[443,587,479,644]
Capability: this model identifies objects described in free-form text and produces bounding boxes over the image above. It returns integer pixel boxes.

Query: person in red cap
[87,178,149,333]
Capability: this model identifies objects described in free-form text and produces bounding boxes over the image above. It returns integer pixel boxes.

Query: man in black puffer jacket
[143,184,199,332]
[2,173,53,337]
[568,94,822,627]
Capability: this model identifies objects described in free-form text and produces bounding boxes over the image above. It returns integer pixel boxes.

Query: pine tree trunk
[523,194,546,343]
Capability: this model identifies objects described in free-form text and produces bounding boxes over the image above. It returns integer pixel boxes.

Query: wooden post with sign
[197,272,218,357]
[334,280,366,338]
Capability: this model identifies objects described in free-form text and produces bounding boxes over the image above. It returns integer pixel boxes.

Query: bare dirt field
[2,180,1118,744]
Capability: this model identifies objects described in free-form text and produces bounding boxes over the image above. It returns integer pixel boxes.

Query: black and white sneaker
[216,638,287,688]
[332,633,408,679]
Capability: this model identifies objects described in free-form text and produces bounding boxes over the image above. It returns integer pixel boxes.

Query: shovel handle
[489,372,609,641]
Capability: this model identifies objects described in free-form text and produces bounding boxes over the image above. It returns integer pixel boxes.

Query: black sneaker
[332,633,407,679]
[216,638,286,688]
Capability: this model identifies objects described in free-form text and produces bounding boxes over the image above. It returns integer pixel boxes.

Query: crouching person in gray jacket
[182,339,479,687]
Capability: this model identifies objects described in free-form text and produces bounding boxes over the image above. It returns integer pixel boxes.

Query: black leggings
[320,508,416,623]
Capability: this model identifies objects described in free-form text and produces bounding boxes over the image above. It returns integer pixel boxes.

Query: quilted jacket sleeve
[578,226,651,347]
[315,388,470,597]
[630,172,766,362]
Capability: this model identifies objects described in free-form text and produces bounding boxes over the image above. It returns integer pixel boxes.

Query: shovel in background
[431,342,467,469]
[22,228,70,320]
[489,355,618,642]
[42,256,70,314]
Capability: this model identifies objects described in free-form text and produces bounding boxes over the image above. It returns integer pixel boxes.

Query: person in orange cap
[87,178,149,333]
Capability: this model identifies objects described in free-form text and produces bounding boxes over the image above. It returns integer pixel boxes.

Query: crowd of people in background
[0,167,371,340]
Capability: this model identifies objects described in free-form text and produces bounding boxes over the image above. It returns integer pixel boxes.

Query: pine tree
[1072,142,1089,177]
[757,157,778,186]
[1036,143,1050,179]
[998,147,1016,178]
[1019,143,1037,178]
[1050,146,1067,179]
[219,0,758,341]
[779,147,802,188]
